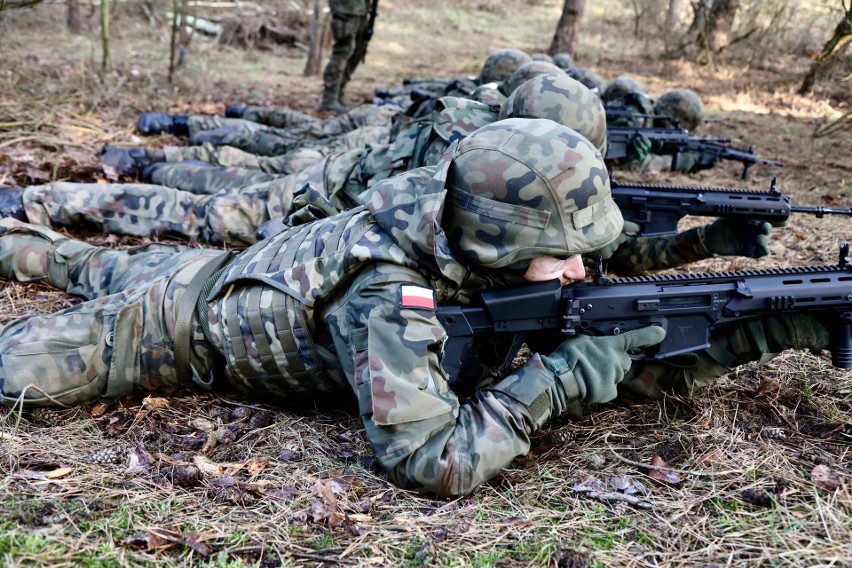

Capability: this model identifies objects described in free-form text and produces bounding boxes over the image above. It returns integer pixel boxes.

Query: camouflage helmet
[567,68,607,95]
[499,73,607,156]
[530,53,555,64]
[442,118,622,270]
[478,48,533,84]
[602,75,646,103]
[505,60,564,96]
[653,88,704,131]
[552,52,575,71]
[471,83,508,107]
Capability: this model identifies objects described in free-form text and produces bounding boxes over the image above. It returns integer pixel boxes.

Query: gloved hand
[628,133,653,163]
[703,218,772,258]
[541,327,666,405]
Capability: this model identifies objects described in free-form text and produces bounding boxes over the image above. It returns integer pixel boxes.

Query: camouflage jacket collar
[359,143,472,291]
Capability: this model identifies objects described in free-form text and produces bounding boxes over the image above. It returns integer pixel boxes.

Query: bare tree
[303,0,331,76]
[548,0,586,58]
[101,0,110,72]
[664,0,686,50]
[799,0,852,94]
[67,0,81,33]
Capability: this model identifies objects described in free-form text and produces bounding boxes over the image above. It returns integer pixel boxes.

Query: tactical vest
[205,207,419,399]
[386,97,500,175]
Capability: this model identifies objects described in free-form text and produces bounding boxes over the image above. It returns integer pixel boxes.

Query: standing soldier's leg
[0,220,225,407]
[339,14,370,107]
[321,13,360,114]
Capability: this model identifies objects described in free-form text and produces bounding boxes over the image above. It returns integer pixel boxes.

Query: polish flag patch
[400,285,436,311]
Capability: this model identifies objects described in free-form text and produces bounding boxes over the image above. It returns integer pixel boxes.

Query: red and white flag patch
[400,285,436,311]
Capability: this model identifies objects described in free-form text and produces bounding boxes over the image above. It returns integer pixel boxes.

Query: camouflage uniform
[23,77,610,247]
[149,95,503,197]
[1,120,626,496]
[159,104,403,172]
[0,119,828,498]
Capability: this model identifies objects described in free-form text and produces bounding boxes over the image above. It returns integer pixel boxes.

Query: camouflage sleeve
[324,267,571,497]
[601,225,713,276]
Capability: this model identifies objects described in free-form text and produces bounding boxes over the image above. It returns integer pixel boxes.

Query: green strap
[174,251,234,386]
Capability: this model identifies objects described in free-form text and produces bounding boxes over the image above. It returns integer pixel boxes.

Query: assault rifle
[605,126,783,179]
[683,139,785,180]
[605,126,730,162]
[610,177,852,254]
[436,245,852,385]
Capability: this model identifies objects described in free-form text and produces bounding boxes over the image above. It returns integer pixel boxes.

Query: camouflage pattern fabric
[478,49,532,84]
[0,119,814,497]
[654,88,704,131]
[323,0,372,104]
[160,124,391,177]
[20,148,367,247]
[201,104,402,157]
[499,73,607,156]
[227,105,318,129]
[503,61,564,97]
[0,219,223,407]
[149,96,500,197]
[185,115,270,138]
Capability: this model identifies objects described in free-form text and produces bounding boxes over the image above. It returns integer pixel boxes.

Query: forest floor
[0,1,850,566]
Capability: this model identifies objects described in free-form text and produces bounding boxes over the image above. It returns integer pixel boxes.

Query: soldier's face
[523,254,585,286]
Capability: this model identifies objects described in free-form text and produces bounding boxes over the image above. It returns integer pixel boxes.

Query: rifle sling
[174,251,235,386]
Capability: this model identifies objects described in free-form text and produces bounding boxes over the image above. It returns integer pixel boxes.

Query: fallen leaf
[125,444,156,475]
[699,448,723,466]
[193,455,224,477]
[90,403,109,417]
[572,475,607,493]
[45,467,72,479]
[646,455,682,485]
[754,378,781,396]
[141,396,170,409]
[246,458,268,476]
[811,465,844,491]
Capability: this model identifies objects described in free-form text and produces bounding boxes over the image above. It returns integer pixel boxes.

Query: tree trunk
[303,0,331,77]
[799,2,852,95]
[548,0,586,58]
[100,0,110,72]
[705,0,738,52]
[664,0,686,51]
[67,0,81,34]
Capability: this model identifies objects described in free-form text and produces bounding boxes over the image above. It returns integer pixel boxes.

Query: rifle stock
[437,245,852,384]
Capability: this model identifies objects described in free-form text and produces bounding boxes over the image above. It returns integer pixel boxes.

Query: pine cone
[87,445,125,465]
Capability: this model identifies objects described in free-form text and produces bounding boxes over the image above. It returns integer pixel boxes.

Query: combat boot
[99,145,166,178]
[136,112,190,136]
[225,104,247,118]
[320,87,348,115]
[0,188,26,222]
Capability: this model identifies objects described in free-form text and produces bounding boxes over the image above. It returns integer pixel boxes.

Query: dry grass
[0,1,850,566]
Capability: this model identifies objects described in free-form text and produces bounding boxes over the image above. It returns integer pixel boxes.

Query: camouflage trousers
[0,219,223,408]
[186,115,270,138]
[198,105,400,157]
[323,11,370,100]
[21,149,365,246]
[159,123,390,177]
[230,105,318,129]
